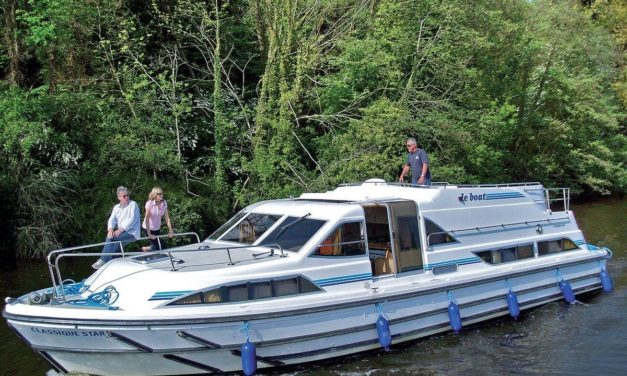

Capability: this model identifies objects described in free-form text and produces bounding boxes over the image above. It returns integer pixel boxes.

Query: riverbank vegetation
[1,0,625,259]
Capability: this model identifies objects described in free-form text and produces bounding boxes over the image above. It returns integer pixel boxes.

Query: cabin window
[168,292,203,305]
[312,221,366,257]
[299,278,320,293]
[424,218,457,246]
[208,210,247,240]
[166,276,321,306]
[501,247,517,262]
[538,238,579,256]
[562,239,578,251]
[252,281,272,299]
[274,278,299,296]
[219,213,281,244]
[259,216,326,252]
[228,284,248,302]
[517,244,534,259]
[475,243,535,265]
[202,289,222,303]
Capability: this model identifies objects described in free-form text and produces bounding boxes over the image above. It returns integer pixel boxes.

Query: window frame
[475,242,536,265]
[311,220,367,257]
[424,218,458,248]
[165,275,322,306]
[258,216,328,252]
[217,212,282,245]
[538,238,580,256]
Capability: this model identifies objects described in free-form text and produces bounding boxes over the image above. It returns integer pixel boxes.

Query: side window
[168,292,203,305]
[228,284,248,302]
[259,217,327,252]
[220,213,281,244]
[167,276,321,306]
[538,238,579,256]
[252,281,272,300]
[475,243,535,265]
[313,222,365,257]
[274,278,299,297]
[202,289,222,303]
[424,218,457,246]
[561,238,578,251]
[517,244,534,259]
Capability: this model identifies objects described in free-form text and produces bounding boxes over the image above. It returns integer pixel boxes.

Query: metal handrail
[46,236,287,303]
[425,216,571,250]
[525,187,570,212]
[47,232,200,302]
[451,182,542,188]
[340,180,544,189]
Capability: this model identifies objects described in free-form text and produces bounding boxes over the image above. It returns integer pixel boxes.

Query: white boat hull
[5,258,604,375]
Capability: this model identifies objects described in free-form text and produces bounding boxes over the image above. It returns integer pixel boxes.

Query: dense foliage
[0,0,624,259]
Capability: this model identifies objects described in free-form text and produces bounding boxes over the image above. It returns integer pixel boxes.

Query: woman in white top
[141,187,173,251]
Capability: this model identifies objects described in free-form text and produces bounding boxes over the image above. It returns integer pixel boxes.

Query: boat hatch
[133,253,171,264]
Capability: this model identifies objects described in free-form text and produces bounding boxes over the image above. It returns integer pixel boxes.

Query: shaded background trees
[0,0,624,259]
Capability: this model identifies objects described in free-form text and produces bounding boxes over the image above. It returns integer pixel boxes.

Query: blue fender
[241,339,257,376]
[506,290,520,320]
[376,315,392,351]
[559,280,575,304]
[448,301,462,334]
[600,269,614,293]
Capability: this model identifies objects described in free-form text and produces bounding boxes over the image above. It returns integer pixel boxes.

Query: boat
[3,179,614,375]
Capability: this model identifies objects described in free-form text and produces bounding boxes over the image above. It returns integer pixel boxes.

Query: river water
[1,199,625,376]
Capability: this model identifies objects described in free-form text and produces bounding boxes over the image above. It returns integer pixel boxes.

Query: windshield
[218,213,282,244]
[259,216,326,252]
[208,210,248,240]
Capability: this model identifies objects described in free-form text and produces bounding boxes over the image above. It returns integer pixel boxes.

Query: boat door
[364,200,423,276]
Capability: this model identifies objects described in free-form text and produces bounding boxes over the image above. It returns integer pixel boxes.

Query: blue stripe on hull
[315,273,372,286]
[485,192,524,200]
[149,291,192,301]
[425,257,482,270]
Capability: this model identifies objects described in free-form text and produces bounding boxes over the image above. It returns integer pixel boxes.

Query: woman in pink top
[141,187,173,251]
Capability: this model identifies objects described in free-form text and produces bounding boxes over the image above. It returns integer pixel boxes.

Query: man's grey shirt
[406,148,431,183]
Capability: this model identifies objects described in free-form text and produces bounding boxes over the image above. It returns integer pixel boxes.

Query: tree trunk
[3,0,23,86]
[213,0,227,187]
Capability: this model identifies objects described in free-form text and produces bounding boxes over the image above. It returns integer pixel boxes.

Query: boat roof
[299,179,545,209]
[241,199,364,221]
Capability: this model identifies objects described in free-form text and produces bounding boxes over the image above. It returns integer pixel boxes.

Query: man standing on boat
[399,137,431,186]
[92,186,141,269]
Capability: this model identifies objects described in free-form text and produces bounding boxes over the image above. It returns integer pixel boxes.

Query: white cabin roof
[249,199,363,219]
[299,179,546,212]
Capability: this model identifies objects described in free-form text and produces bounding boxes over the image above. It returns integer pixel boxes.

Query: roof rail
[340,180,543,189]
[525,187,570,212]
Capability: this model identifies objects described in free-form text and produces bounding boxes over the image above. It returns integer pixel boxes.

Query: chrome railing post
[226,248,234,265]
[46,253,60,301]
[168,252,176,271]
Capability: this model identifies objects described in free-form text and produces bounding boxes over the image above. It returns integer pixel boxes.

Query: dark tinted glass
[252,282,272,299]
[274,278,298,296]
[228,284,249,302]
[425,218,456,245]
[220,213,281,244]
[168,292,202,305]
[260,217,326,252]
[208,210,247,240]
